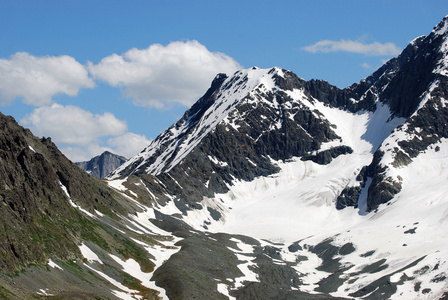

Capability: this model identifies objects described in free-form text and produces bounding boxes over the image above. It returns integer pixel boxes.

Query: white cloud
[61,145,114,163]
[20,104,151,161]
[60,133,151,162]
[0,52,94,106]
[21,104,127,145]
[88,40,242,108]
[107,132,151,159]
[303,39,401,56]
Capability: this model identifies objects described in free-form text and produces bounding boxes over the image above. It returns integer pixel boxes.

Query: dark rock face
[336,186,363,210]
[338,16,448,211]
[0,113,81,274]
[305,79,377,113]
[114,68,343,207]
[301,146,353,165]
[76,151,127,179]
[0,112,130,275]
[0,112,166,298]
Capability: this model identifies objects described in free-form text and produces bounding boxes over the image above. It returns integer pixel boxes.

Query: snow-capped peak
[109,67,287,178]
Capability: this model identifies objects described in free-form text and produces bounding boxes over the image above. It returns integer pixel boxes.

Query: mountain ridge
[109,15,448,213]
[102,15,448,298]
[0,15,447,300]
[76,151,127,179]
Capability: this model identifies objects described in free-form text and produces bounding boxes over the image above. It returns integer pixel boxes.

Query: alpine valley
[1,16,448,300]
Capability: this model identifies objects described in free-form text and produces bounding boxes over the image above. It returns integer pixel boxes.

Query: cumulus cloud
[0,52,94,106]
[107,132,151,158]
[20,104,151,161]
[21,104,127,145]
[88,40,242,108]
[61,145,115,163]
[303,39,401,56]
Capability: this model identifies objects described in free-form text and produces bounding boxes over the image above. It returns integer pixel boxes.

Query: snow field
[101,66,448,298]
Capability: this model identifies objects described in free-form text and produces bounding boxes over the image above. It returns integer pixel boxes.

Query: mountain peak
[433,14,448,37]
[3,15,448,300]
[109,67,296,179]
[76,151,127,179]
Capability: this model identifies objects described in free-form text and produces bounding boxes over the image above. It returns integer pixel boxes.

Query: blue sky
[0,0,447,161]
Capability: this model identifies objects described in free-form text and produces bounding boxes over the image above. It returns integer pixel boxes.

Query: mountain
[106,15,448,299]
[0,112,179,299]
[76,151,127,179]
[109,15,448,214]
[0,110,347,299]
[1,15,448,300]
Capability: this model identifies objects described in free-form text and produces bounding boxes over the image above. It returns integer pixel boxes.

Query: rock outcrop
[76,151,127,179]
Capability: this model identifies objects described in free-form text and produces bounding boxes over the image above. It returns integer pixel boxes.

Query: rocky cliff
[0,112,173,299]
[338,15,448,211]
[76,151,127,179]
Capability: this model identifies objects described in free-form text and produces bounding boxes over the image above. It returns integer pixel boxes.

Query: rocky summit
[1,15,448,300]
[76,151,127,179]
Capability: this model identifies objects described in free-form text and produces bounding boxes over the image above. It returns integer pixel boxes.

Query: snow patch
[36,289,53,296]
[228,237,259,289]
[79,243,102,264]
[48,259,63,270]
[59,181,96,218]
[84,264,140,298]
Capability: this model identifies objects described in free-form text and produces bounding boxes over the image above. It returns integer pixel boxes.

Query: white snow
[107,195,181,299]
[47,259,63,270]
[217,282,234,299]
[209,155,229,167]
[227,238,260,290]
[205,157,367,243]
[79,243,102,264]
[109,255,157,288]
[106,178,129,193]
[36,289,53,296]
[59,181,96,218]
[103,66,447,298]
[84,264,140,298]
[205,139,448,298]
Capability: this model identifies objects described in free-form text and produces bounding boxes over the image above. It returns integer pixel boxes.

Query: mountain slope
[0,110,343,300]
[0,112,180,299]
[110,16,448,214]
[76,151,127,179]
[340,15,448,211]
[106,15,448,299]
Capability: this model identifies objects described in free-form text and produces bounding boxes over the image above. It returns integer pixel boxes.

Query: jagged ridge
[76,151,127,179]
